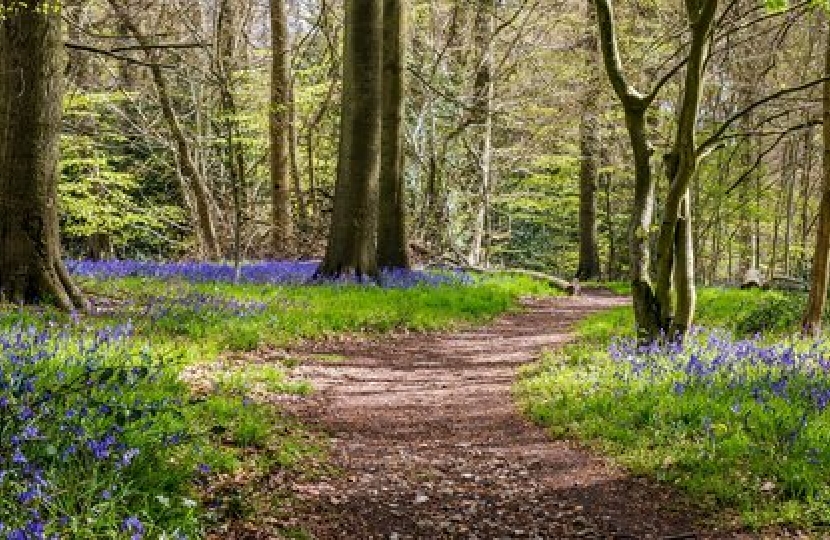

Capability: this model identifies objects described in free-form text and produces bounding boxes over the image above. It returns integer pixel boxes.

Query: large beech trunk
[0,2,89,311]
[803,23,830,337]
[377,0,411,269]
[318,0,383,277]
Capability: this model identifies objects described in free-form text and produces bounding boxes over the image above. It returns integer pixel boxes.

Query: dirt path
[278,294,743,539]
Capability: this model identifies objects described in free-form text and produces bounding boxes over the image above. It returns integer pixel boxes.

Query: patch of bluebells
[0,322,197,538]
[136,291,268,321]
[67,260,472,288]
[608,329,830,469]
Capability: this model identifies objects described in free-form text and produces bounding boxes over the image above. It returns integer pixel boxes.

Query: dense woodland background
[54,0,826,282]
[7,1,830,535]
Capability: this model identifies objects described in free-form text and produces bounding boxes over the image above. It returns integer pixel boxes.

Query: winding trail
[279,293,747,539]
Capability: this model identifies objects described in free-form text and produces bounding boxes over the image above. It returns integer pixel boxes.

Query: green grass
[578,288,810,344]
[0,272,557,536]
[81,273,559,357]
[519,286,830,532]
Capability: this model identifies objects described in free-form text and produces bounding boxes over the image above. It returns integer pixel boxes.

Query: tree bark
[803,20,830,337]
[653,0,717,337]
[318,0,383,277]
[783,140,796,277]
[468,0,495,267]
[377,0,412,269]
[271,0,295,256]
[595,0,717,340]
[0,1,88,311]
[577,0,602,280]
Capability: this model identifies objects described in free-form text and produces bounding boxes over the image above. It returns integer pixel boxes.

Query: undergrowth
[0,268,556,537]
[520,287,830,531]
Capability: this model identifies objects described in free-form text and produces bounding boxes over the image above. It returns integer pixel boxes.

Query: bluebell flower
[121,516,144,539]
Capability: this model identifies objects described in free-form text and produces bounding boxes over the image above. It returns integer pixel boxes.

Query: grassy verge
[0,271,557,537]
[519,287,830,531]
[78,273,558,356]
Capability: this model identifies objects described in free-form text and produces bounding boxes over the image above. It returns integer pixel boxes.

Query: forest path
[272,293,747,539]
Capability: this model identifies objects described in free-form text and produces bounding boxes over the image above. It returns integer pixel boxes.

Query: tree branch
[64,42,177,69]
[594,0,646,109]
[698,75,830,155]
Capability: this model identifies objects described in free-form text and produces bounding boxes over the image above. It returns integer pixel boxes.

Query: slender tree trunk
[803,23,830,337]
[801,127,815,277]
[652,0,716,337]
[271,0,295,256]
[626,108,662,340]
[377,0,412,269]
[783,141,796,277]
[318,0,383,277]
[109,2,220,259]
[289,83,307,235]
[769,182,783,281]
[306,132,318,222]
[596,0,716,340]
[577,0,602,280]
[602,145,616,279]
[0,1,88,311]
[468,0,495,267]
[674,191,695,335]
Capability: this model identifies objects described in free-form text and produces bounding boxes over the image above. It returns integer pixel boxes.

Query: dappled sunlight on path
[263,294,765,539]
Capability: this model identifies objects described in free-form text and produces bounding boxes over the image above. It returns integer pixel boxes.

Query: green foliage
[518,334,830,529]
[60,92,188,258]
[496,156,581,275]
[521,286,830,530]
[578,288,814,343]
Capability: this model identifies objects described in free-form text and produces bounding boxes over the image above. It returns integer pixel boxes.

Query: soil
[224,293,782,539]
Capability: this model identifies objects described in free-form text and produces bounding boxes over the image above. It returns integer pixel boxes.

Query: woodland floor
[220,293,797,539]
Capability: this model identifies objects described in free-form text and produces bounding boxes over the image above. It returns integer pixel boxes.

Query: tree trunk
[377,0,411,269]
[651,0,716,337]
[596,0,716,340]
[801,127,815,277]
[318,0,383,277]
[769,180,783,281]
[468,0,495,267]
[109,2,220,259]
[803,22,830,337]
[271,0,295,256]
[783,141,796,277]
[289,83,308,236]
[577,0,602,280]
[602,144,616,279]
[0,1,88,311]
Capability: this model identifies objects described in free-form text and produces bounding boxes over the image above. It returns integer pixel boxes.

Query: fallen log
[449,265,575,294]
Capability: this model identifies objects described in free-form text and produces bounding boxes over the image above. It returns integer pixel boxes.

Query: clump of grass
[577,288,814,344]
[520,329,830,528]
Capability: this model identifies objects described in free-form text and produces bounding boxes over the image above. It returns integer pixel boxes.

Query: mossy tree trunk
[377,0,411,270]
[318,0,383,278]
[0,1,89,311]
[576,0,602,281]
[596,0,716,341]
[467,0,495,267]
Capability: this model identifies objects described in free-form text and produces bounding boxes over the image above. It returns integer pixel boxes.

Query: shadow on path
[274,294,757,539]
